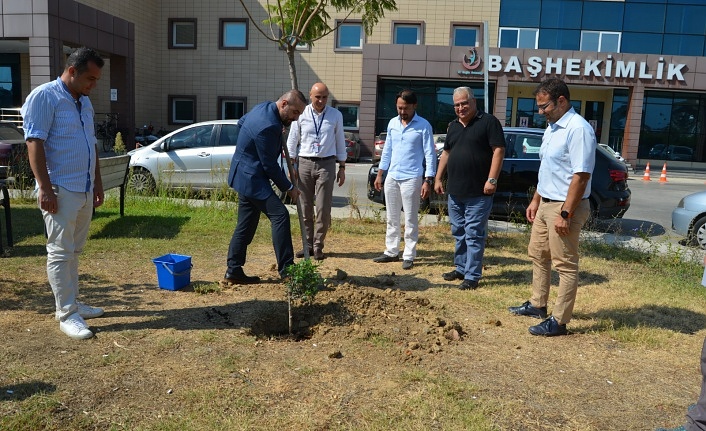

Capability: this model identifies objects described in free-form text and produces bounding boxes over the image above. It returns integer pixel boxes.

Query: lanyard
[310,106,326,139]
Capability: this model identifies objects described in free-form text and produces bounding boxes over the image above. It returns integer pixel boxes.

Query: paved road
[328,162,706,260]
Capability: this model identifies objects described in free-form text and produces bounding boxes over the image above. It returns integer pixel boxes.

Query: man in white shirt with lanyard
[287,82,346,260]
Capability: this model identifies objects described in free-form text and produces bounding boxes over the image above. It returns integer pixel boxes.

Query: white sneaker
[55,302,104,321]
[77,302,104,319]
[59,313,93,340]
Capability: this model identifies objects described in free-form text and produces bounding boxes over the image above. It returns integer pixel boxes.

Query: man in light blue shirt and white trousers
[22,47,106,340]
[373,90,436,270]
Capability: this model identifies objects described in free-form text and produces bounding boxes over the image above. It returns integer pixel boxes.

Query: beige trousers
[528,199,590,325]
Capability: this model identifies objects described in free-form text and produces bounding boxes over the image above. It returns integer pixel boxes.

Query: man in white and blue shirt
[372,89,436,270]
[22,47,106,340]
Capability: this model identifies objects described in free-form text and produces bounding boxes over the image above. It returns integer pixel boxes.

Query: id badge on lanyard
[311,107,325,154]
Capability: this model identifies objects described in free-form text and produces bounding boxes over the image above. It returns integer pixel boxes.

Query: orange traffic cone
[659,162,668,183]
[642,162,651,181]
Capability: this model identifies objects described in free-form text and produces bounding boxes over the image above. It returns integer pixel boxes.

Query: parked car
[648,144,666,158]
[599,144,625,163]
[672,190,706,249]
[433,134,446,151]
[128,120,242,193]
[344,131,361,162]
[373,132,386,162]
[665,145,694,161]
[368,127,631,221]
[0,121,31,184]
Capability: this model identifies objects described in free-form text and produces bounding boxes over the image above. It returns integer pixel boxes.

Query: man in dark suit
[224,90,306,284]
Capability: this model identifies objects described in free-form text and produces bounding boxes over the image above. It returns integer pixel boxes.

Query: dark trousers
[227,193,294,277]
[687,337,706,430]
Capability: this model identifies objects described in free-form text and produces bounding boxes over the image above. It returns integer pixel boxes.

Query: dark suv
[367,127,631,220]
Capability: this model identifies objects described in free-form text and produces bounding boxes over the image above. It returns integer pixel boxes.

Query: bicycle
[95,112,118,152]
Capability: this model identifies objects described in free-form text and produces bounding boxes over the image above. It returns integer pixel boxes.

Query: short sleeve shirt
[444,111,505,198]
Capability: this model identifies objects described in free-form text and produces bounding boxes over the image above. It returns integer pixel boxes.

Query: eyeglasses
[537,100,555,112]
[453,100,470,109]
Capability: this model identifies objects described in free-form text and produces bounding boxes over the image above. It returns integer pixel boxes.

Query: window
[582,2,623,32]
[335,103,359,130]
[220,19,248,49]
[336,21,363,50]
[499,28,538,49]
[666,5,706,35]
[623,3,666,33]
[169,95,196,125]
[663,34,704,57]
[218,97,246,120]
[499,0,541,28]
[452,24,480,47]
[621,32,662,55]
[580,31,620,53]
[539,29,580,51]
[168,125,214,150]
[393,22,423,45]
[169,19,197,49]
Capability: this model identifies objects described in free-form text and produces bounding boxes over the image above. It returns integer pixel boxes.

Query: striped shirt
[21,78,97,192]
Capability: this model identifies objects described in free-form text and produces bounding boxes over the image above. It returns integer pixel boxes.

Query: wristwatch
[487,177,497,185]
[560,209,572,219]
[425,177,434,186]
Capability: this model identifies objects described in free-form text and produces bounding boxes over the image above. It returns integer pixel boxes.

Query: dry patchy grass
[0,196,705,430]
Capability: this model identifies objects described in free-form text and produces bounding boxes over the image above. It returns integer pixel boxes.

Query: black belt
[541,197,564,203]
[299,155,335,161]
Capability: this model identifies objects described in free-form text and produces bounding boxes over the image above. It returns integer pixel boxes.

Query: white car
[128,120,241,193]
[521,135,542,154]
[672,190,706,250]
[433,134,446,151]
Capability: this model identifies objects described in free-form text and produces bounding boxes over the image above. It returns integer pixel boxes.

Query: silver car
[128,120,241,193]
[672,190,706,249]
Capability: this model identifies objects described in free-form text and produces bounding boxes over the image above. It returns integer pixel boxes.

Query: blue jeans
[448,194,493,282]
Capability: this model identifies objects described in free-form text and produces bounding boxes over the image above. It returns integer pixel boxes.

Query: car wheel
[129,167,156,194]
[690,215,706,250]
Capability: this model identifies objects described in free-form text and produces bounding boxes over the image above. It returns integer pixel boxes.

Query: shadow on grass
[575,305,706,334]
[0,381,57,402]
[91,215,190,239]
[93,295,352,338]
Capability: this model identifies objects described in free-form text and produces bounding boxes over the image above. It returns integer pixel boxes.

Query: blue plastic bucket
[152,254,192,291]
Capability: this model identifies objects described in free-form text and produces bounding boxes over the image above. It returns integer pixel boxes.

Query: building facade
[2,0,706,168]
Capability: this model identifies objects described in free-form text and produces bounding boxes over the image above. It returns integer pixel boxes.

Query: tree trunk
[286,47,299,90]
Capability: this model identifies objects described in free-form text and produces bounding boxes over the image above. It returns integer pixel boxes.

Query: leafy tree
[238,0,397,90]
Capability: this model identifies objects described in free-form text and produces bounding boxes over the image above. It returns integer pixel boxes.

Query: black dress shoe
[223,270,260,285]
[508,301,548,319]
[459,279,478,290]
[295,248,313,258]
[373,253,398,263]
[529,316,568,337]
[442,270,464,281]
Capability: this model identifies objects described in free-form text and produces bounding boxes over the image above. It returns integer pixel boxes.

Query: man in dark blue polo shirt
[434,86,505,290]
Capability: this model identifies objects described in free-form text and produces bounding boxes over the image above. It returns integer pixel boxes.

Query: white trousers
[383,176,423,261]
[42,186,93,321]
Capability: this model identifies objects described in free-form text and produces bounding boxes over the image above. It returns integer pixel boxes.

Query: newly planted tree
[284,259,324,334]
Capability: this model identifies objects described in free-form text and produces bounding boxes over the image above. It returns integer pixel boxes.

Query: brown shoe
[295,248,313,258]
[313,250,325,260]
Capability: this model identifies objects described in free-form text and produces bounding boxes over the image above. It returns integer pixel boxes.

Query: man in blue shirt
[508,78,595,337]
[224,90,305,284]
[372,89,436,270]
[22,47,106,340]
